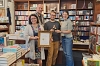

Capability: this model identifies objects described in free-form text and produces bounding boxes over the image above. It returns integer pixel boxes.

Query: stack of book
[2,45,22,59]
[0,52,16,66]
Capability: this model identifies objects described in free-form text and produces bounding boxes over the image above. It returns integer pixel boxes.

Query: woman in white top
[24,14,45,66]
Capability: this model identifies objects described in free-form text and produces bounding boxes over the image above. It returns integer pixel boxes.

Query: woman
[55,10,74,66]
[24,14,45,66]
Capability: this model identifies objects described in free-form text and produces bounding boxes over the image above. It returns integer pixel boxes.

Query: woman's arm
[61,30,71,34]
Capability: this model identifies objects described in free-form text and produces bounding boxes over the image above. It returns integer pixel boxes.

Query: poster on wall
[0,0,4,7]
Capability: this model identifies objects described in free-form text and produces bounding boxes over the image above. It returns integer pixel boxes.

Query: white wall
[0,0,15,34]
[7,0,15,34]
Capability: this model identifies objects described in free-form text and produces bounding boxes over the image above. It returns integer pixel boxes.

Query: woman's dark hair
[29,14,39,24]
[63,10,69,19]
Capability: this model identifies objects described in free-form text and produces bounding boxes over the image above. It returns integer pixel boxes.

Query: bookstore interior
[0,0,100,66]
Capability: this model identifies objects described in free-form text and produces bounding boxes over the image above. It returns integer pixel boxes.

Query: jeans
[62,36,74,66]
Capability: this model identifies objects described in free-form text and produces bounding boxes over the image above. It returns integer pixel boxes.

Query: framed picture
[0,0,4,7]
[38,31,52,47]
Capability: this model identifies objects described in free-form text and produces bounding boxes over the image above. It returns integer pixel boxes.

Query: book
[87,58,100,66]
[44,3,59,13]
[0,37,9,46]
[0,52,16,66]
[89,35,96,51]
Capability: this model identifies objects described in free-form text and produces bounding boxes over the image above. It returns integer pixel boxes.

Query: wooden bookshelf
[14,0,95,51]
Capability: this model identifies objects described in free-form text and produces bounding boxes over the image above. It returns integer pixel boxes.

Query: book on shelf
[24,3,28,10]
[69,11,76,15]
[0,25,8,29]
[15,3,28,10]
[69,16,75,20]
[0,17,9,23]
[97,36,100,44]
[90,16,93,20]
[61,3,76,9]
[78,32,89,36]
[15,11,29,15]
[44,3,59,13]
[90,26,96,34]
[89,35,96,51]
[30,4,38,10]
[29,11,36,15]
[77,10,91,15]
[78,21,89,26]
[97,14,100,22]
[15,16,28,20]
[0,37,9,47]
[78,27,89,31]
[0,32,8,37]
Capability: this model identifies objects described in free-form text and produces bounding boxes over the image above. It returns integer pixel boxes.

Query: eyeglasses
[31,18,37,20]
[51,14,56,16]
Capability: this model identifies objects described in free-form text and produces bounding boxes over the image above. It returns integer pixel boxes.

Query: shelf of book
[14,0,95,51]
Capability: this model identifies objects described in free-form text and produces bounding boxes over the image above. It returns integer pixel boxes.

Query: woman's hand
[31,36,39,40]
[55,30,61,33]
